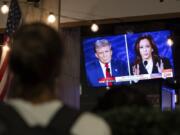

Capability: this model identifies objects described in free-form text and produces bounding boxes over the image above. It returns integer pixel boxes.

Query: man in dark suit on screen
[86,39,127,87]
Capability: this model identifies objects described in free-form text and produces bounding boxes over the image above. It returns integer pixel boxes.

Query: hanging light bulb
[91,23,99,32]
[47,12,56,23]
[3,44,10,52]
[167,37,174,46]
[1,2,9,14]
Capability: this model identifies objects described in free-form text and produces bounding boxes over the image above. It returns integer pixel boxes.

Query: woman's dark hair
[134,35,159,65]
[9,23,63,99]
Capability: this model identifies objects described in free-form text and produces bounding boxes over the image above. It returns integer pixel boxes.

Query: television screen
[82,30,174,88]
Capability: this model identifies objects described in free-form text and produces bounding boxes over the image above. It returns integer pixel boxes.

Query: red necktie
[105,63,112,86]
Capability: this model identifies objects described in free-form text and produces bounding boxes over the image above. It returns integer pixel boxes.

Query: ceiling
[60,0,180,23]
[1,0,180,28]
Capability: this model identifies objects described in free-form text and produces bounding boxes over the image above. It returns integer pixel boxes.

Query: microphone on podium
[144,61,148,67]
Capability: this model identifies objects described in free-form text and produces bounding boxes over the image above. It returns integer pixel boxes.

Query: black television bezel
[80,18,180,109]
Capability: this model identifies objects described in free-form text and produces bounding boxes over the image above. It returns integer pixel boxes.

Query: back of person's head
[9,22,63,99]
[93,85,151,112]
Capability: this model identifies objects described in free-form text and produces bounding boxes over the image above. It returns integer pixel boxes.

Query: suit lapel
[152,60,158,73]
[111,61,120,76]
[139,62,148,74]
[95,61,104,78]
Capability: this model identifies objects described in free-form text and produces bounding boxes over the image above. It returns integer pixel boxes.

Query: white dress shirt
[99,61,112,77]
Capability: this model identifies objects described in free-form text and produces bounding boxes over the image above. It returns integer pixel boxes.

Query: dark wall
[0,33,3,44]
[56,28,81,109]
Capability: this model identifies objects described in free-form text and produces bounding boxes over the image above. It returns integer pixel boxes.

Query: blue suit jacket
[86,60,128,87]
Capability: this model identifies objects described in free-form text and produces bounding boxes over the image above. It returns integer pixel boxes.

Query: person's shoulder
[160,56,170,61]
[111,59,125,65]
[86,60,100,69]
[71,112,111,135]
[153,56,170,64]
[0,102,21,135]
[160,57,171,68]
[111,59,128,72]
[86,60,99,65]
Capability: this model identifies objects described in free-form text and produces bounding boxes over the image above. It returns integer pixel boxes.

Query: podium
[98,69,173,84]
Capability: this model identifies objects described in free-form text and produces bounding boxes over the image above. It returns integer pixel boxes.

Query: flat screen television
[82,30,174,88]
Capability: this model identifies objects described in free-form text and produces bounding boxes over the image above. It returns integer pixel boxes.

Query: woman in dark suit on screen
[132,35,172,75]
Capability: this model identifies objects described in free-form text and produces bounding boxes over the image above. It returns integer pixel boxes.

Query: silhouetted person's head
[9,23,63,102]
[94,85,151,112]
